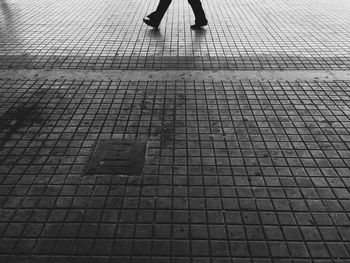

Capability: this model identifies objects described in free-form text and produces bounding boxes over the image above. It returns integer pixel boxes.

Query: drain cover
[85,139,147,175]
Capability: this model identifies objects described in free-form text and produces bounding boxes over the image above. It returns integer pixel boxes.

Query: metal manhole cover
[85,139,147,175]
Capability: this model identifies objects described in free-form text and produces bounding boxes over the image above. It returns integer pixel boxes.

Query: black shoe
[143,18,159,29]
[191,21,208,29]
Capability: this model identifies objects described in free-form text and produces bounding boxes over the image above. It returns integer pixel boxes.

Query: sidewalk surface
[1,0,350,262]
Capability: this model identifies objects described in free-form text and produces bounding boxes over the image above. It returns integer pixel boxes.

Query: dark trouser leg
[188,0,208,24]
[147,0,172,25]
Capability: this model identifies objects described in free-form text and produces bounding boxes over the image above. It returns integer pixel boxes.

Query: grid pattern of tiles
[0,79,350,262]
[1,0,350,70]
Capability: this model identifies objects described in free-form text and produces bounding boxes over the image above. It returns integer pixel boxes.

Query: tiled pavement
[1,0,350,262]
[1,0,350,70]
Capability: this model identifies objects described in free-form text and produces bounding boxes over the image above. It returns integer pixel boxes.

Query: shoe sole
[143,19,159,29]
[191,24,207,29]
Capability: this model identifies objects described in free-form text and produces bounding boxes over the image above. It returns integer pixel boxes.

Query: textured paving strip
[1,69,350,82]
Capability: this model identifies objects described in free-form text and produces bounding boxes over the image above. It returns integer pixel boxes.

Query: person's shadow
[191,28,207,55]
[1,0,15,27]
[146,29,167,56]
[1,1,22,58]
[1,0,17,49]
[147,28,162,40]
[146,27,207,56]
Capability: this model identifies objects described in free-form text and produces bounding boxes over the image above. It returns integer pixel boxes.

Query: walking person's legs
[143,0,172,29]
[188,0,208,29]
[143,0,208,29]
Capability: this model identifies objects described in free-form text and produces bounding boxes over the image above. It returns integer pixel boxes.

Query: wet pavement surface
[1,0,350,262]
